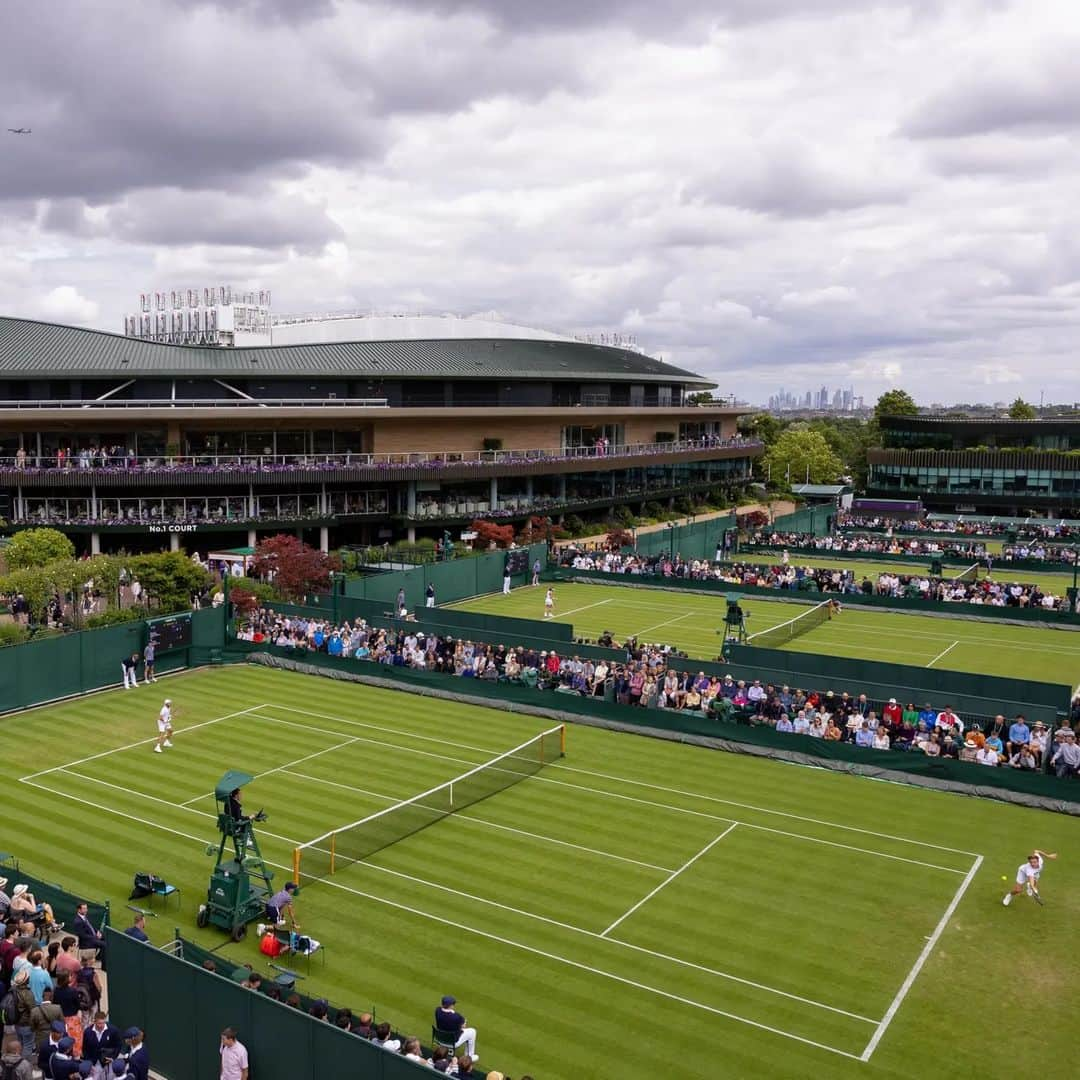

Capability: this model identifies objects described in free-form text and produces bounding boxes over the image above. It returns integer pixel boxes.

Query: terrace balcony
[0,437,762,489]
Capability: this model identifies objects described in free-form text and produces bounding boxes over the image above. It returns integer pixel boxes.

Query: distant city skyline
[765,386,865,412]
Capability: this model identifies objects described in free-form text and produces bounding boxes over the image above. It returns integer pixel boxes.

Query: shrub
[83,608,144,629]
[563,514,585,536]
[0,622,30,648]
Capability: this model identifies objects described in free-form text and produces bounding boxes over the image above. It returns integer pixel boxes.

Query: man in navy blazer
[72,902,106,960]
[122,1027,150,1080]
[83,1012,123,1066]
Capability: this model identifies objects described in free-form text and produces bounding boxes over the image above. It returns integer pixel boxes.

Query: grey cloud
[396,0,942,33]
[904,57,1080,138]
[40,188,344,252]
[690,150,907,218]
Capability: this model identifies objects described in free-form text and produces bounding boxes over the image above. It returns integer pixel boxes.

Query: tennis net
[293,723,565,884]
[745,599,832,649]
[950,563,980,585]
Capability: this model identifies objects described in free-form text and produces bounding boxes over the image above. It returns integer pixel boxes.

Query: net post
[449,782,454,809]
[292,846,301,885]
[330,832,336,875]
[560,723,566,756]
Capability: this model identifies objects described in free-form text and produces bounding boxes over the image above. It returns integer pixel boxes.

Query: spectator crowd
[837,514,1080,541]
[746,531,988,558]
[236,606,1080,779]
[556,549,1073,611]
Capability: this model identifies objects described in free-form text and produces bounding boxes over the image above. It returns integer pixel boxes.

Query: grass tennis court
[451,581,1080,686]
[7,665,1079,1080]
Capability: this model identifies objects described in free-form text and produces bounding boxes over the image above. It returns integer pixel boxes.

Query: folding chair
[431,1027,467,1058]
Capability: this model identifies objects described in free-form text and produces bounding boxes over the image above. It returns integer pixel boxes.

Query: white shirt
[159,705,171,724]
[220,1039,249,1080]
[1018,855,1043,884]
[975,747,998,766]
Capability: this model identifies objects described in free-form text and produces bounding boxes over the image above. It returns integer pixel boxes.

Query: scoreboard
[147,612,193,652]
[505,549,530,575]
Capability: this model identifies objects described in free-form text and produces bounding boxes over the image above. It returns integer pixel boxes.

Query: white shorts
[158,718,171,733]
[544,600,553,609]
[1016,867,1039,886]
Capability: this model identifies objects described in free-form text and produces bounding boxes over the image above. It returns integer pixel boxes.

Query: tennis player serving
[1002,849,1057,906]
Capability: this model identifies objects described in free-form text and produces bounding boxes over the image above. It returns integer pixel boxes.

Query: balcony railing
[0,437,760,475]
[0,396,730,411]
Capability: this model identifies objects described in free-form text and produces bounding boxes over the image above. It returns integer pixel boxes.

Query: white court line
[860,854,983,1061]
[557,597,614,619]
[925,641,960,669]
[541,760,982,858]
[19,705,266,781]
[24,755,875,1030]
[180,733,366,806]
[601,824,737,937]
[58,770,303,848]
[257,709,960,871]
[634,611,694,637]
[280,769,677,873]
[264,703,981,860]
[531,774,966,874]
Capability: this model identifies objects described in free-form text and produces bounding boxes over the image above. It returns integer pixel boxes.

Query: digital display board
[147,612,193,652]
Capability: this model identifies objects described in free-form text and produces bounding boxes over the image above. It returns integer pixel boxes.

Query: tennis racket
[1031,890,1044,906]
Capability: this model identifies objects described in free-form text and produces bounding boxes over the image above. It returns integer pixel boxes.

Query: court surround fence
[106,928,440,1080]
[0,605,226,714]
[342,543,549,608]
[243,648,1080,812]
[547,564,1080,627]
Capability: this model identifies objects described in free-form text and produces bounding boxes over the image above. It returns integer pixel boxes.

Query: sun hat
[13,884,28,897]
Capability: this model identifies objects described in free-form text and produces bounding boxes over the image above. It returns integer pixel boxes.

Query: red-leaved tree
[470,519,516,549]
[229,584,260,617]
[605,527,635,551]
[737,509,769,529]
[516,515,568,545]
[252,534,340,601]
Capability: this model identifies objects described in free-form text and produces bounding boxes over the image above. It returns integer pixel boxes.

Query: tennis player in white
[543,588,555,618]
[1002,849,1056,905]
[154,698,174,754]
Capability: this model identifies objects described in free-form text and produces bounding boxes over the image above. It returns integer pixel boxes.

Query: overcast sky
[2,0,1078,404]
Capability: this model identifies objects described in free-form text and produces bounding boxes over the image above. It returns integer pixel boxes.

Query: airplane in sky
[7,128,31,134]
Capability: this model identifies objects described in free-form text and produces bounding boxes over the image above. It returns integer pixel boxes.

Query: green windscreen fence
[343,543,548,608]
[244,649,1080,807]
[768,505,834,536]
[106,928,454,1080]
[631,514,736,561]
[0,606,226,714]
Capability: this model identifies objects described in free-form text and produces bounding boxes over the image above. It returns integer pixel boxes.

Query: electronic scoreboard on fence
[146,612,193,652]
[505,549,529,575]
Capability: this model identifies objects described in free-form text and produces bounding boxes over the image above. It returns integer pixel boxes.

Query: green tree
[0,566,53,625]
[128,551,213,612]
[686,391,716,405]
[762,426,844,486]
[873,389,918,420]
[738,412,787,447]
[1008,397,1037,419]
[4,527,75,570]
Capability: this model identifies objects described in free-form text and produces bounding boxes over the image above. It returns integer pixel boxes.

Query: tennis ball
[1001,875,1007,881]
